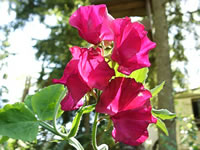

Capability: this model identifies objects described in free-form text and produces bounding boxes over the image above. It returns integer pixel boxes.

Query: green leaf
[68,105,95,138]
[129,68,149,83]
[151,81,165,98]
[0,103,39,141]
[0,136,9,144]
[24,95,33,112]
[32,84,66,121]
[152,108,176,120]
[113,62,148,83]
[156,118,169,136]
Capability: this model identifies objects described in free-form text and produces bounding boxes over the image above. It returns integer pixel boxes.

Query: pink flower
[53,46,115,111]
[96,77,156,146]
[69,4,114,45]
[111,17,156,75]
[60,93,84,111]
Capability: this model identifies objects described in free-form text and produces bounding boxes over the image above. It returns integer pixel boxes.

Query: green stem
[39,121,58,136]
[40,121,84,150]
[92,112,99,150]
[53,88,68,137]
[39,86,85,150]
[51,87,85,149]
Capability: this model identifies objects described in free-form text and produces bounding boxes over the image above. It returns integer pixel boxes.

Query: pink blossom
[96,77,156,146]
[60,93,84,111]
[53,46,114,111]
[69,4,114,45]
[111,17,156,75]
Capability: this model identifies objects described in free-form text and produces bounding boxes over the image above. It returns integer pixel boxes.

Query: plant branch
[92,112,99,150]
[40,121,84,150]
[39,121,58,136]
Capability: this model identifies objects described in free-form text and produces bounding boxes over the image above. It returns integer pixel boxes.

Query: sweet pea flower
[69,4,114,45]
[96,77,156,146]
[53,46,115,111]
[111,17,156,75]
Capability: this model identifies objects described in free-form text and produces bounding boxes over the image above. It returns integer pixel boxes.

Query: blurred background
[0,0,200,149]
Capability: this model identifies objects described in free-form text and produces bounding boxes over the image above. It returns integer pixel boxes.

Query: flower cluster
[53,4,156,146]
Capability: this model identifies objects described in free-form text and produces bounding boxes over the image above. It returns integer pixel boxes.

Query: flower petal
[53,59,90,111]
[60,93,84,111]
[111,100,156,146]
[77,47,115,90]
[111,17,156,75]
[53,59,91,102]
[53,46,114,111]
[96,77,151,115]
[69,5,114,45]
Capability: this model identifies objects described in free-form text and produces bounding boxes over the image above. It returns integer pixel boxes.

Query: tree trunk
[151,0,177,149]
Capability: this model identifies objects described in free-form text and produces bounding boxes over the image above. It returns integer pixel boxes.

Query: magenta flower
[53,46,115,111]
[96,77,156,146]
[69,4,114,45]
[60,93,84,111]
[111,17,156,75]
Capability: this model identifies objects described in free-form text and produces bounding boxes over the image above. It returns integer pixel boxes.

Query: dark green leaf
[151,81,165,98]
[0,103,39,141]
[24,95,33,112]
[156,118,169,136]
[32,84,66,121]
[68,105,95,138]
[152,108,176,120]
